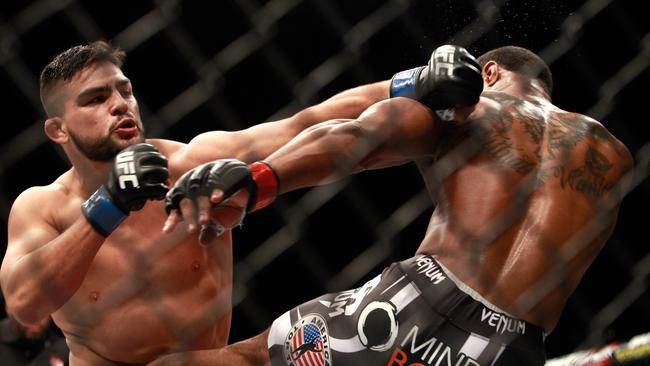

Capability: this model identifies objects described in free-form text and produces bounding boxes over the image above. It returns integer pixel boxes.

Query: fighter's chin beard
[69,131,146,162]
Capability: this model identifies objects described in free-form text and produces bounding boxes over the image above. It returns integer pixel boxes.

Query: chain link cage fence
[0,0,648,363]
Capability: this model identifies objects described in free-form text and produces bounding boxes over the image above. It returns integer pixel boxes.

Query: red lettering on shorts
[386,347,425,366]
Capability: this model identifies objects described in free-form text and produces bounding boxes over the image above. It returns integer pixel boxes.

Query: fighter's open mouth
[116,119,136,130]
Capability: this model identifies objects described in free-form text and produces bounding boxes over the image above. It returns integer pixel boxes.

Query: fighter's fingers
[178,198,198,233]
[223,188,250,209]
[162,210,182,233]
[196,196,213,226]
[210,188,225,204]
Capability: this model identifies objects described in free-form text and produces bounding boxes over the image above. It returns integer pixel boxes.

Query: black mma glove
[81,143,169,236]
[390,44,483,121]
[165,159,278,215]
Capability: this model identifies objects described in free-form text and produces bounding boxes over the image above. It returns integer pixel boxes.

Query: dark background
[0,0,648,360]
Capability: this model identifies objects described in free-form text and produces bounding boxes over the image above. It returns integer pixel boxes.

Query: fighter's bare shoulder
[146,138,191,178]
[8,175,76,236]
[555,111,633,167]
[147,131,251,176]
[14,168,75,204]
[146,138,185,158]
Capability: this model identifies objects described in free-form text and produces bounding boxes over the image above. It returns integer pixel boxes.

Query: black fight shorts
[267,255,546,366]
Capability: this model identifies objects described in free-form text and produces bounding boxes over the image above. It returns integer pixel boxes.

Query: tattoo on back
[552,147,615,197]
[474,92,620,198]
[483,117,537,174]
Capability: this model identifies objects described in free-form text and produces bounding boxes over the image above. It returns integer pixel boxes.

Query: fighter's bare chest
[94,216,204,277]
[56,199,210,289]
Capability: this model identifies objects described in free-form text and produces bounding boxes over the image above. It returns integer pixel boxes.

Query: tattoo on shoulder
[476,93,624,198]
[479,94,540,174]
[482,114,537,174]
[553,147,615,197]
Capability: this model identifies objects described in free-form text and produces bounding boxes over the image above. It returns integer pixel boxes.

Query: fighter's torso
[416,91,631,332]
[48,159,233,364]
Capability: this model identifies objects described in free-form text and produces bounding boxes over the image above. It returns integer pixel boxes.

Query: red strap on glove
[248,161,279,212]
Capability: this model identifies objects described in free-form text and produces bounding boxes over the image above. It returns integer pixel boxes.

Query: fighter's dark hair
[477,46,553,96]
[39,41,126,114]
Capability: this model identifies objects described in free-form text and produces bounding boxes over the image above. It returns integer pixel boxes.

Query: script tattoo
[480,93,537,174]
[553,147,614,197]
[478,92,618,198]
[545,113,590,159]
[483,117,537,174]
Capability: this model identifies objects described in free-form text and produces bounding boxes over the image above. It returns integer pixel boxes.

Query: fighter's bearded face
[44,61,146,162]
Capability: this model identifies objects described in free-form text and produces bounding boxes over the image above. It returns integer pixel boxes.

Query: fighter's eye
[87,95,106,104]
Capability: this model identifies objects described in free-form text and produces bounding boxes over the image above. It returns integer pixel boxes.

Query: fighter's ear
[44,117,69,144]
[482,60,500,87]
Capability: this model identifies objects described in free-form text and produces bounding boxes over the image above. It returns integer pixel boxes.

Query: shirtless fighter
[0,40,397,365]
[161,45,633,365]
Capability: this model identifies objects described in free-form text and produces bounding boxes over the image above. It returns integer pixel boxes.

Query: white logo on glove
[434,45,456,77]
[116,151,140,189]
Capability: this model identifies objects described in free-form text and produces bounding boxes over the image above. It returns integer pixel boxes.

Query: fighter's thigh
[267,270,401,365]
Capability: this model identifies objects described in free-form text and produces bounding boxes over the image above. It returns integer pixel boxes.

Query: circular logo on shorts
[284,313,332,366]
[357,301,398,352]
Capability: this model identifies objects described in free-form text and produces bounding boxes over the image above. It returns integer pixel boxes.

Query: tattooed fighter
[161,46,633,365]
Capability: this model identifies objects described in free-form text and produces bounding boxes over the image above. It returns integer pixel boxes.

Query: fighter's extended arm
[162,97,453,235]
[169,45,481,173]
[163,44,483,233]
[167,80,391,174]
[266,97,445,193]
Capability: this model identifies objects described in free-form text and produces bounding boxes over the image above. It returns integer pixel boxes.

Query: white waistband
[431,256,519,319]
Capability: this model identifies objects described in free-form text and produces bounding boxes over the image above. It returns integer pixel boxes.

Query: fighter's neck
[68,156,112,196]
[487,74,550,103]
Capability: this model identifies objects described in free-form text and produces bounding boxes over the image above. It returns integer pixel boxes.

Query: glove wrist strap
[81,186,127,237]
[248,161,279,212]
[389,66,425,99]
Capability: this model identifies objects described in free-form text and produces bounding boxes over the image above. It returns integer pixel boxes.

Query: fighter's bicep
[4,190,60,271]
[357,98,443,163]
[177,126,289,172]
[169,131,244,176]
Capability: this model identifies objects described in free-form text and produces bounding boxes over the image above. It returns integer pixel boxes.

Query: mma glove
[165,159,278,215]
[390,44,483,121]
[82,143,169,236]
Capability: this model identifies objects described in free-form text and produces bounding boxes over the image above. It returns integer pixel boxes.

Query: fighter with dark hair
[1,40,398,365]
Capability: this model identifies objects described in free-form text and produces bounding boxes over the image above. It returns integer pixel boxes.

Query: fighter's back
[418,91,633,332]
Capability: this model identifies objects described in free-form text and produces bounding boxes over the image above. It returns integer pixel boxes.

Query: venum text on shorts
[415,256,447,285]
[480,308,526,335]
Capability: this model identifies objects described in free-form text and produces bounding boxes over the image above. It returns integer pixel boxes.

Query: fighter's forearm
[266,98,438,194]
[325,80,391,111]
[4,218,104,325]
[265,120,376,194]
[288,80,390,132]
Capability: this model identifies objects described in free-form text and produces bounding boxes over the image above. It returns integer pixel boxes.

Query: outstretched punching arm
[164,99,476,236]
[166,79,390,176]
[264,98,446,192]
[163,45,482,237]
[167,45,481,176]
